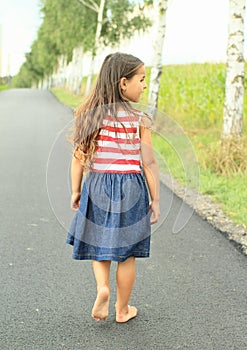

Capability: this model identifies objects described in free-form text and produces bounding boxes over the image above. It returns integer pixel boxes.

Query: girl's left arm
[140,125,160,224]
[70,154,84,211]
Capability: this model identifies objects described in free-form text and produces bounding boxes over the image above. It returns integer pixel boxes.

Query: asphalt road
[0,89,246,350]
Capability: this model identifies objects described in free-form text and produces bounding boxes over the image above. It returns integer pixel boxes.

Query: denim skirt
[66,171,151,262]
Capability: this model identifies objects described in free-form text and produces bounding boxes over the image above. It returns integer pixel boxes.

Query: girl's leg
[91,260,111,321]
[115,256,138,323]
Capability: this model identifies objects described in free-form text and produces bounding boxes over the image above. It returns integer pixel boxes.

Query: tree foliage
[12,0,152,87]
[102,0,152,46]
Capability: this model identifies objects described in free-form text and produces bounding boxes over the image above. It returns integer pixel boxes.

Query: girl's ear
[120,77,127,91]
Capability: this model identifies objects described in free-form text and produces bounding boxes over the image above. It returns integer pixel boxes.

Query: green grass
[50,62,247,227]
[199,170,247,224]
[0,85,8,91]
[140,63,247,135]
[153,132,247,226]
[51,87,83,109]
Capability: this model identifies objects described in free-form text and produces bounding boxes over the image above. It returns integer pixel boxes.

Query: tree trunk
[148,0,168,118]
[73,47,84,95]
[64,47,84,94]
[85,0,105,96]
[222,0,246,139]
[55,55,67,87]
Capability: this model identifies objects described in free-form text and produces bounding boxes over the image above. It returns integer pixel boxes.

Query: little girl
[66,52,160,323]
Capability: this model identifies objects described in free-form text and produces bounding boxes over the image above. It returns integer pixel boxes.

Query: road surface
[0,89,246,350]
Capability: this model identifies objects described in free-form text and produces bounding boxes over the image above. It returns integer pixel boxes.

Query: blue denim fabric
[66,235,150,262]
[66,172,151,262]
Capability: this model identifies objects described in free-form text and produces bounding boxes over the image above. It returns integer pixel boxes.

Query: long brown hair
[73,52,144,169]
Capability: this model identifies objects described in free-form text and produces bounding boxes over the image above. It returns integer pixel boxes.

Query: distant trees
[12,0,86,87]
[13,0,152,89]
[223,0,246,139]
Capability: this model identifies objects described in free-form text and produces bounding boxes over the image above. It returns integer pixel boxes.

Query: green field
[51,62,247,227]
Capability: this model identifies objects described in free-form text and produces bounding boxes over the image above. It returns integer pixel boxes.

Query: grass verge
[0,85,8,91]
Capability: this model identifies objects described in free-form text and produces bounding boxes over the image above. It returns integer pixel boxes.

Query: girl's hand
[71,192,81,211]
[150,200,160,224]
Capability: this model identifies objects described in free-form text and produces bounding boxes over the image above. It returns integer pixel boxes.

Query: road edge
[159,172,247,256]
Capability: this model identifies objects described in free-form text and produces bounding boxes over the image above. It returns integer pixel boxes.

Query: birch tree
[79,0,106,96]
[69,47,84,94]
[148,0,169,118]
[79,0,152,96]
[222,0,246,139]
[14,0,151,88]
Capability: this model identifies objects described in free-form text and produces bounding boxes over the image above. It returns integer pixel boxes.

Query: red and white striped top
[91,111,142,173]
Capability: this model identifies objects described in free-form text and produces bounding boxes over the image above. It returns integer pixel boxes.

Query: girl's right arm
[70,155,84,211]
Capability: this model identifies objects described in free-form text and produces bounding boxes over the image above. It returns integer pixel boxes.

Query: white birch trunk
[85,0,105,96]
[68,46,84,94]
[148,0,168,118]
[73,47,84,94]
[56,55,67,87]
[65,62,73,90]
[42,77,48,89]
[223,0,246,139]
[62,56,67,87]
[49,67,56,87]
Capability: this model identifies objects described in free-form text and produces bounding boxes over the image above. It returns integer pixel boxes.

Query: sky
[0,0,247,76]
[0,0,42,76]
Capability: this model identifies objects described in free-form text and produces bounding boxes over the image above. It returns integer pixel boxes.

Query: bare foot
[91,286,110,321]
[116,305,138,323]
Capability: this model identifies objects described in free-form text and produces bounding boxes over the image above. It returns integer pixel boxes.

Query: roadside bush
[203,138,247,176]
